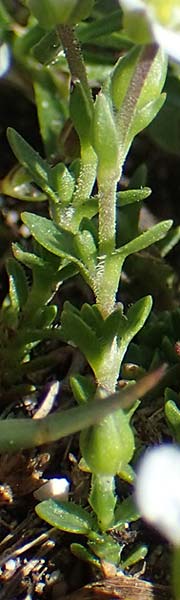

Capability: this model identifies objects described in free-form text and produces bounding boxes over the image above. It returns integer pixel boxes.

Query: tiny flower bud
[80,410,134,476]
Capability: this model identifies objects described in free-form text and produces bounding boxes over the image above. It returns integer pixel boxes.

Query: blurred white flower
[135,444,180,544]
[0,43,10,78]
[119,0,180,62]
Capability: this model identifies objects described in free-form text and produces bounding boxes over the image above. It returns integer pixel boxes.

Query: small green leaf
[80,304,103,337]
[128,94,166,142]
[80,410,135,477]
[111,45,167,157]
[12,243,47,269]
[71,543,100,566]
[89,474,117,531]
[113,495,140,529]
[111,45,142,112]
[116,220,173,258]
[36,499,94,534]
[103,307,126,343]
[50,163,75,204]
[92,92,119,178]
[34,305,57,328]
[21,212,92,285]
[74,230,97,271]
[60,301,100,365]
[120,296,153,341]
[29,0,95,29]
[32,28,60,64]
[118,463,135,484]
[117,187,151,207]
[121,545,148,568]
[7,128,58,203]
[157,226,180,258]
[70,80,93,145]
[148,75,180,157]
[7,258,28,313]
[0,0,12,25]
[1,165,46,201]
[165,390,180,442]
[88,531,121,564]
[34,74,67,156]
[70,374,96,404]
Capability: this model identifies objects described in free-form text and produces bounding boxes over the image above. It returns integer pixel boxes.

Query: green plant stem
[72,144,97,206]
[98,177,118,257]
[57,26,97,206]
[95,338,122,393]
[0,366,165,452]
[57,24,93,105]
[95,254,124,319]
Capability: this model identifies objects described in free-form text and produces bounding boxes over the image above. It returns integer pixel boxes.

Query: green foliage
[0,0,177,572]
[29,0,95,28]
[35,493,142,566]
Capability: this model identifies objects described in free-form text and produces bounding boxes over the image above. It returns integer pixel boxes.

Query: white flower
[0,43,10,78]
[135,444,180,544]
[119,0,180,62]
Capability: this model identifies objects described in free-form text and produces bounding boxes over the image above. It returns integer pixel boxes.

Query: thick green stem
[95,254,124,318]
[98,177,117,257]
[95,174,121,319]
[95,339,121,393]
[72,144,97,206]
[89,473,116,531]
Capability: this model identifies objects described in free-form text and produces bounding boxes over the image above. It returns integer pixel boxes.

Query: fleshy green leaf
[113,495,140,529]
[36,499,94,534]
[117,187,151,207]
[50,163,75,204]
[70,374,96,404]
[89,474,116,531]
[110,45,167,158]
[60,301,100,365]
[71,543,100,566]
[34,305,57,328]
[92,92,119,178]
[32,28,60,64]
[1,165,46,201]
[165,388,180,442]
[127,94,166,142]
[7,128,58,203]
[12,243,47,269]
[34,73,67,156]
[88,531,121,564]
[7,258,28,313]
[70,80,93,145]
[116,220,173,258]
[21,212,92,285]
[121,545,148,568]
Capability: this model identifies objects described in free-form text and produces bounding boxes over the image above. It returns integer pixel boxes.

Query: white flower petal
[0,43,10,78]
[153,23,180,62]
[135,445,180,544]
[120,0,145,10]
